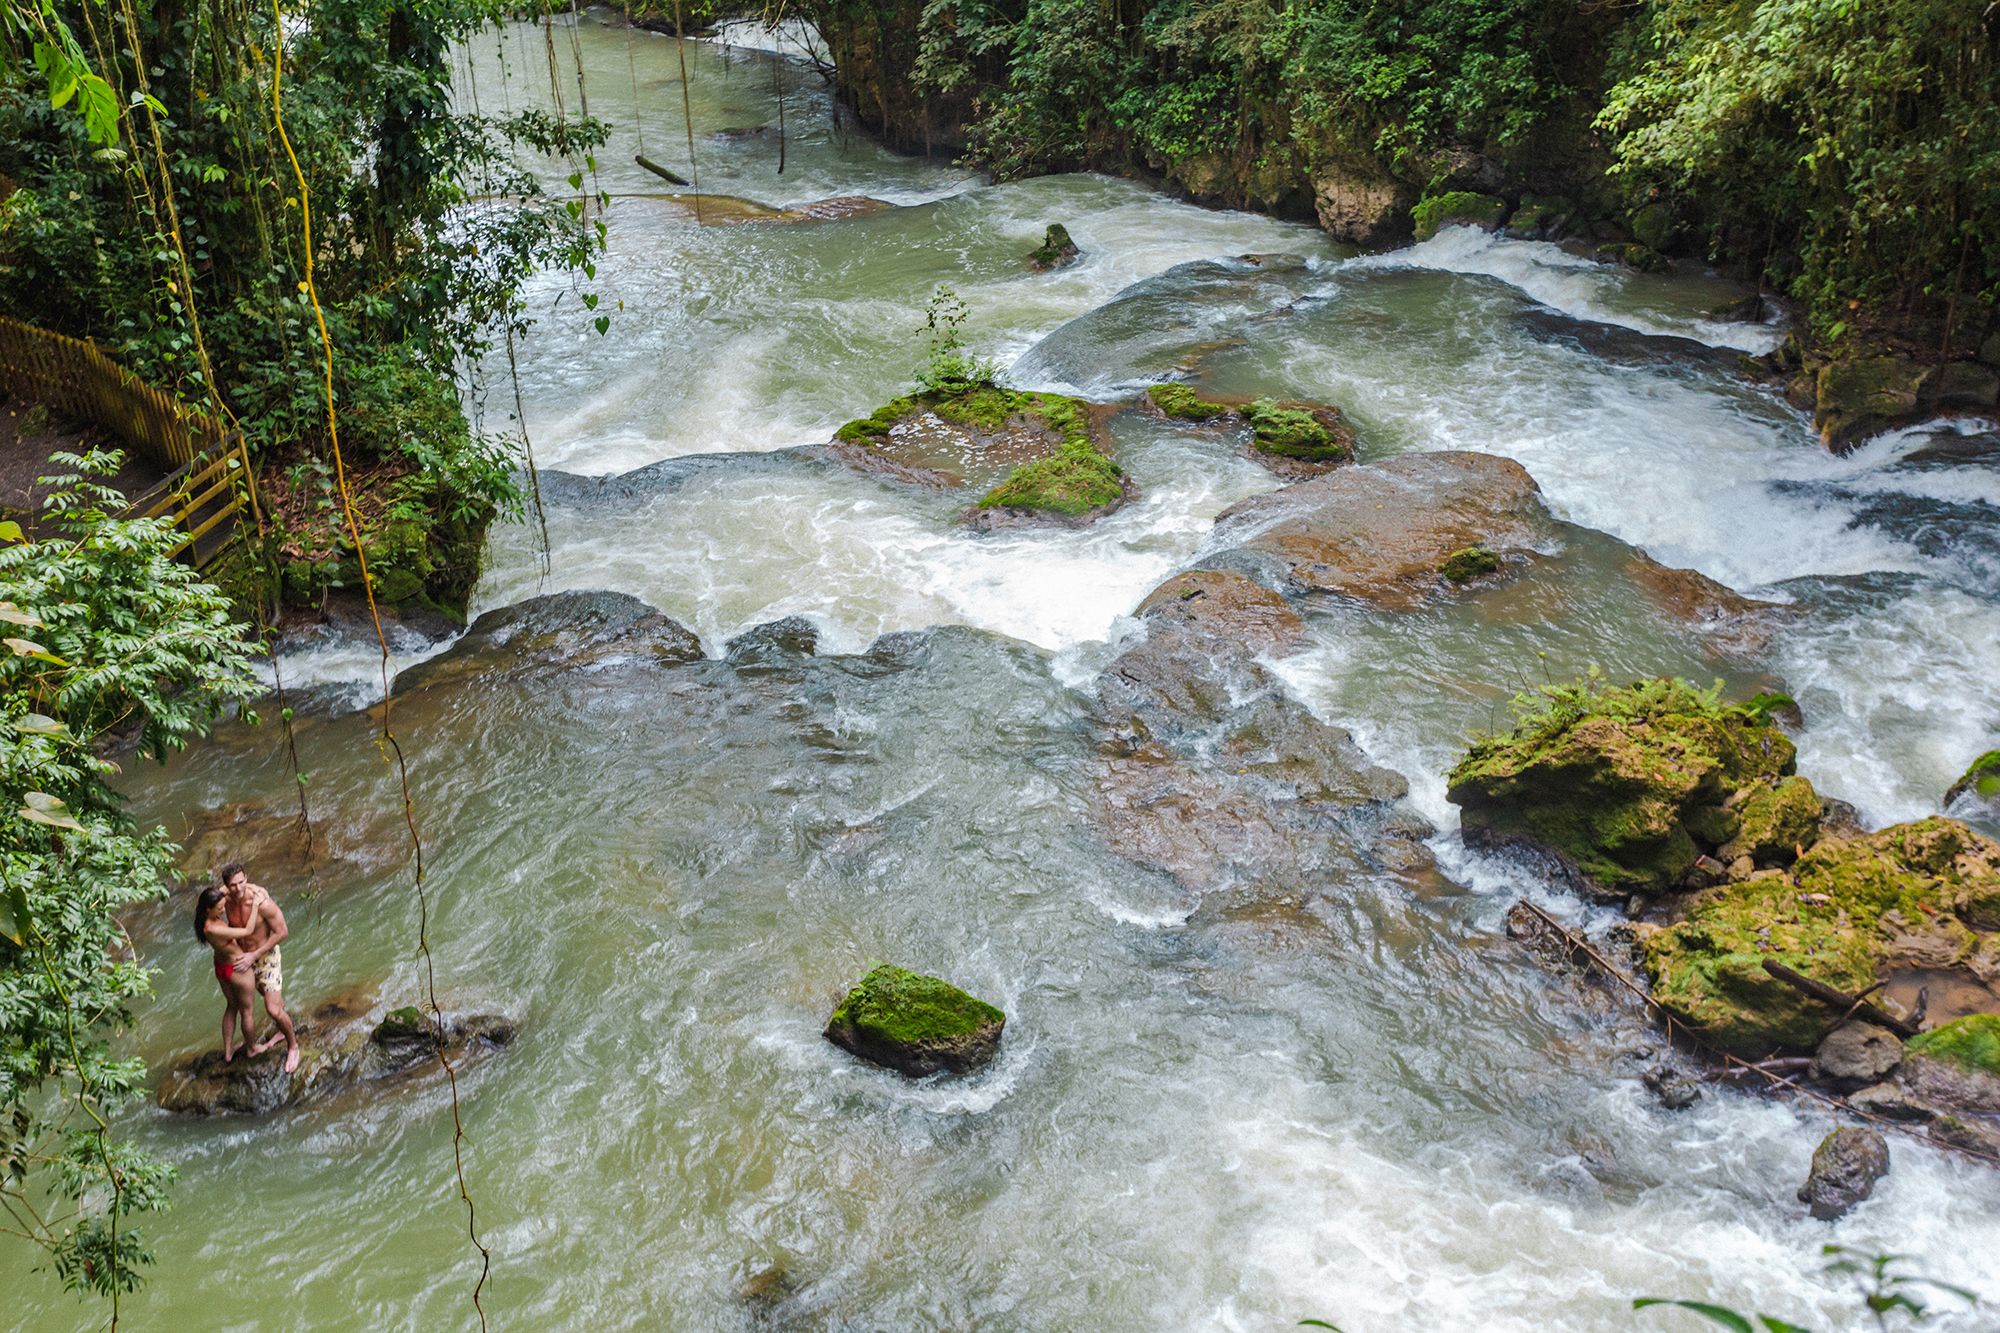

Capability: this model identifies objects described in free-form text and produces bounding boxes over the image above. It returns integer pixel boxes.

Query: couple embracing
[194,862,300,1073]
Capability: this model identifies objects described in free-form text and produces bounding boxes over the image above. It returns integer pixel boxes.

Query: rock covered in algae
[823,965,1005,1077]
[1446,677,1803,899]
[1144,384,1356,478]
[1946,750,2000,814]
[1798,1126,1889,1220]
[1637,818,2000,1055]
[968,439,1131,529]
[1902,1013,2000,1111]
[1440,546,1500,582]
[1026,222,1080,270]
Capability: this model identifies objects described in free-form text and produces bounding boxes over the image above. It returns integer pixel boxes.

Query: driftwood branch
[1761,961,1918,1037]
[635,154,691,186]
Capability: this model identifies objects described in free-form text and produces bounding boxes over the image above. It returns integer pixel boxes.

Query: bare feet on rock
[283,1042,300,1074]
[246,1034,282,1058]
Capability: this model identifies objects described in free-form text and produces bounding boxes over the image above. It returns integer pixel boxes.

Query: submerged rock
[1641,1064,1701,1110]
[1440,546,1500,583]
[1026,222,1080,271]
[823,964,1005,1077]
[1447,677,1803,899]
[725,616,820,665]
[1798,1126,1889,1220]
[1638,818,2000,1055]
[158,990,517,1115]
[1211,451,1547,609]
[1133,569,1305,656]
[395,590,702,694]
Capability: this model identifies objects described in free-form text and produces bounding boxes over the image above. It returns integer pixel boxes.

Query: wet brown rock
[1798,1126,1889,1219]
[1134,570,1304,657]
[1622,553,1791,657]
[644,192,892,226]
[1212,451,1547,609]
[395,591,702,695]
[1311,166,1412,246]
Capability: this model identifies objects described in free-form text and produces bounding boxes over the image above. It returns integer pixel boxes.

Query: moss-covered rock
[1718,774,1822,866]
[1639,818,2000,1055]
[1593,242,1670,274]
[832,380,1109,496]
[1907,1014,2000,1078]
[1814,354,1928,449]
[1245,399,1352,463]
[1440,546,1500,582]
[1147,382,1231,422]
[1945,750,2000,809]
[1026,222,1080,270]
[1627,202,1675,252]
[974,441,1127,520]
[1412,190,1508,241]
[1448,678,1799,898]
[823,964,1005,1077]
[1504,195,1574,241]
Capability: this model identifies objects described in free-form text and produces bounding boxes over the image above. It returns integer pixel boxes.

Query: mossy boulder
[971,441,1129,525]
[1412,191,1508,241]
[1504,195,1574,241]
[1147,382,1231,422]
[1717,774,1822,866]
[1627,202,1675,252]
[831,380,1110,497]
[1946,750,2000,811]
[1814,354,1928,450]
[1593,242,1670,274]
[1639,818,2000,1056]
[824,965,1005,1077]
[1245,399,1353,463]
[1440,546,1500,583]
[1903,1014,2000,1112]
[1448,678,1799,898]
[1026,222,1080,271]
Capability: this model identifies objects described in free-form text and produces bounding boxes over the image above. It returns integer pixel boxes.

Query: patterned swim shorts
[254,945,283,996]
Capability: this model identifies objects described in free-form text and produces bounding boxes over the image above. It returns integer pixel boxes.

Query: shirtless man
[220,862,300,1073]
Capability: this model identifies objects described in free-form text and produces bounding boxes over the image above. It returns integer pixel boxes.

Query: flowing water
[11,15,2000,1330]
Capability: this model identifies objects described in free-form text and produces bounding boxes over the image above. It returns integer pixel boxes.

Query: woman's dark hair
[194,886,226,942]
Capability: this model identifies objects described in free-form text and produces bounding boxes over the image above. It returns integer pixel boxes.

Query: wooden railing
[0,314,257,564]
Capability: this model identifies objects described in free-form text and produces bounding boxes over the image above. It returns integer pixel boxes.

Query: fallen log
[635,154,691,186]
[1760,960,1919,1038]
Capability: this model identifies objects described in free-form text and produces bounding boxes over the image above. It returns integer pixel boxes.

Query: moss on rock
[1148,383,1231,421]
[1440,546,1500,582]
[1027,222,1080,270]
[1411,191,1508,241]
[1719,774,1822,866]
[824,964,1005,1077]
[977,441,1125,516]
[1907,1014,2000,1078]
[1245,399,1351,462]
[1447,677,1799,896]
[1814,354,1927,449]
[1945,750,2000,807]
[1640,817,2000,1055]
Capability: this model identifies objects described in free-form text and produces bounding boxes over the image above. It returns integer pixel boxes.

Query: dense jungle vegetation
[813,0,2000,357]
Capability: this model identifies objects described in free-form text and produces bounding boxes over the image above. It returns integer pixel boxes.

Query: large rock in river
[158,989,518,1115]
[1798,1126,1889,1220]
[1446,678,1807,899]
[1638,818,2000,1055]
[1210,451,1547,608]
[824,964,1005,1077]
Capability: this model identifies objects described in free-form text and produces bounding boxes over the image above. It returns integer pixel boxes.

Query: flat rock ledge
[824,964,1005,1078]
[158,990,518,1115]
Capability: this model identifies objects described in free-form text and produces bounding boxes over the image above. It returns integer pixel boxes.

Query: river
[8,14,1999,1330]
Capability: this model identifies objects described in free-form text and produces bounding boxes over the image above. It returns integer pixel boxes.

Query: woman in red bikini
[195,884,262,1061]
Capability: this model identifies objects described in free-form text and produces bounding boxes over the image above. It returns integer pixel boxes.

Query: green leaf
[1632,1300,1755,1332]
[16,713,67,737]
[21,792,85,832]
[0,880,28,947]
[593,315,610,336]
[0,601,44,626]
[582,292,599,310]
[5,636,67,664]
[0,521,21,542]
[1298,1322,1344,1330]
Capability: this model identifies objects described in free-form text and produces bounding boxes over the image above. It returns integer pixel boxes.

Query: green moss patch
[1246,399,1352,462]
[1721,775,1821,865]
[836,383,1089,450]
[1907,1014,2000,1077]
[1447,677,1798,895]
[1148,383,1231,421]
[1027,222,1079,269]
[978,441,1125,515]
[1441,546,1500,582]
[1948,750,2000,804]
[1412,191,1508,241]
[824,964,1006,1077]
[1641,817,2000,1055]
